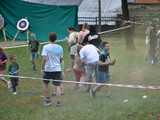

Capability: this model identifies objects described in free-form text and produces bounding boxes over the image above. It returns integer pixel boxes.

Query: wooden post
[12,30,20,42]
[2,28,7,42]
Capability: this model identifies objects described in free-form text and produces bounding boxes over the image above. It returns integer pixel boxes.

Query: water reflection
[124,24,136,50]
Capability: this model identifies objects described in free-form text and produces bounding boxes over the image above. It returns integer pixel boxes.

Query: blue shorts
[31,52,38,61]
[96,71,110,83]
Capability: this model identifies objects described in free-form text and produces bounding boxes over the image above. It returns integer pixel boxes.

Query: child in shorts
[90,41,116,97]
[8,55,19,95]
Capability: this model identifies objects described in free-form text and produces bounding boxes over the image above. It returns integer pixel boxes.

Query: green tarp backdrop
[0,0,78,41]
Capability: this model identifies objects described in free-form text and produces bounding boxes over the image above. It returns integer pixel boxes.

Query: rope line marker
[98,25,131,35]
[3,39,66,49]
[2,74,160,90]
[3,42,48,49]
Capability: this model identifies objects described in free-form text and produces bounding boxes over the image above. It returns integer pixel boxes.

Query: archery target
[17,18,29,31]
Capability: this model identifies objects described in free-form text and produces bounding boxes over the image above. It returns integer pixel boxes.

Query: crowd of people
[0,48,19,95]
[66,24,116,98]
[0,23,116,106]
[0,31,40,95]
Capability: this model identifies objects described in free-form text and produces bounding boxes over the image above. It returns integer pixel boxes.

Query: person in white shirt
[79,43,99,92]
[41,32,63,106]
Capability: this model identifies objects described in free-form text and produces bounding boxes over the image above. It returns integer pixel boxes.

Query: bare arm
[41,56,47,71]
[1,59,7,64]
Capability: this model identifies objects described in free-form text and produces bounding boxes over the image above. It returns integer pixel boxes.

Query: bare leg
[79,74,86,87]
[55,86,62,106]
[73,69,80,89]
[43,83,52,106]
[60,84,64,95]
[0,77,8,87]
[56,86,61,96]
[0,71,8,87]
[43,83,49,98]
[32,60,36,70]
[52,87,56,96]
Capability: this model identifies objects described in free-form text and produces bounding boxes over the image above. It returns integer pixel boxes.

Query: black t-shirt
[98,53,109,72]
[28,40,39,52]
[82,34,101,48]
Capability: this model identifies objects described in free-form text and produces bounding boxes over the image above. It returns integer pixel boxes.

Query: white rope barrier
[98,25,132,35]
[3,42,48,49]
[2,74,160,90]
[3,39,66,50]
[124,20,145,25]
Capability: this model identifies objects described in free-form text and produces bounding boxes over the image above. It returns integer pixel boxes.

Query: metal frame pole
[98,0,101,32]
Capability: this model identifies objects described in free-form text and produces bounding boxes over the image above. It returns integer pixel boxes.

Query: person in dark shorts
[28,32,40,71]
[41,32,63,106]
[0,47,8,87]
[90,41,116,97]
[8,55,19,95]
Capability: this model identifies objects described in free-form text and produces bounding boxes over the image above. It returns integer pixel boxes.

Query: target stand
[0,15,7,44]
[12,18,30,43]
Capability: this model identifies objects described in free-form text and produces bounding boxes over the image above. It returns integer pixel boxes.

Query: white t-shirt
[41,43,63,72]
[68,32,78,45]
[79,44,99,64]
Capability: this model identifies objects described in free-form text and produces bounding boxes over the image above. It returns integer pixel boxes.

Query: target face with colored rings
[0,15,4,30]
[17,18,29,31]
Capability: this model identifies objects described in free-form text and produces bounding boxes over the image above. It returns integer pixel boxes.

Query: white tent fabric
[78,0,122,25]
[23,0,83,5]
[78,0,121,17]
[23,0,122,25]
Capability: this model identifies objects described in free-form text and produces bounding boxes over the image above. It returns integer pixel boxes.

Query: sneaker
[43,99,52,106]
[61,93,64,96]
[151,60,154,64]
[13,92,17,95]
[52,93,64,96]
[55,101,62,107]
[89,89,96,98]
[52,93,56,96]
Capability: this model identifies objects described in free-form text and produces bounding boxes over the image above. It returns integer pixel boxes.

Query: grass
[0,25,160,120]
